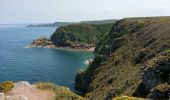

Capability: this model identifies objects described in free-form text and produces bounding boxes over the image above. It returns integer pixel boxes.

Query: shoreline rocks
[27,37,95,52]
[5,81,56,100]
[29,37,55,48]
[84,59,93,65]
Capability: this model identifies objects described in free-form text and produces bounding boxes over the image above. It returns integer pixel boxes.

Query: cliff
[29,22,114,51]
[75,17,170,100]
[50,23,114,47]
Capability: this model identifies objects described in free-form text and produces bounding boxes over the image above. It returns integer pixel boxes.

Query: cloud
[1,0,170,24]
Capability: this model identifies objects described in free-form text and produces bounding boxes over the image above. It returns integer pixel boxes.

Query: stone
[0,92,4,100]
[15,81,30,87]
[29,37,55,48]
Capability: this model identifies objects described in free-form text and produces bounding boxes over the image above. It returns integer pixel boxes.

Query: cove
[0,25,94,90]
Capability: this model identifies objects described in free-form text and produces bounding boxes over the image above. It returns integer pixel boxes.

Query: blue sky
[1,0,170,24]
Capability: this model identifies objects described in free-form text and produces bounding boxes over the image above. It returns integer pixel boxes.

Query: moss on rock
[0,81,14,92]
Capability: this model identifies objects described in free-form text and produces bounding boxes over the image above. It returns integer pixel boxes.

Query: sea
[0,24,94,89]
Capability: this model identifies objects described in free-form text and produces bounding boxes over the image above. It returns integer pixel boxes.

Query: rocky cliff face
[142,51,170,99]
[75,17,170,100]
[50,23,113,47]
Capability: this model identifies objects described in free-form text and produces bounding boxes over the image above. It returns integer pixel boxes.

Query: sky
[1,0,170,24]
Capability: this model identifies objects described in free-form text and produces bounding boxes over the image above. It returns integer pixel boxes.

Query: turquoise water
[0,25,94,89]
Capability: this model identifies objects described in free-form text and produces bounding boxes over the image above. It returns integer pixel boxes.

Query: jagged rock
[84,59,93,65]
[143,53,170,90]
[28,37,95,51]
[29,37,55,48]
[15,81,31,87]
[142,52,170,99]
[142,67,161,90]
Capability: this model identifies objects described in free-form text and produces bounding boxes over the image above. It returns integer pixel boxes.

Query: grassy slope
[50,23,114,46]
[35,82,84,100]
[76,17,170,100]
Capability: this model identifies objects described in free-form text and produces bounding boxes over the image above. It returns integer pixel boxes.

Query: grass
[113,96,144,100]
[35,82,84,100]
[155,83,170,92]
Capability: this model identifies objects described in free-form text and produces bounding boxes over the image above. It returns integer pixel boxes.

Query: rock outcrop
[28,37,95,51]
[4,81,84,100]
[142,51,170,99]
[28,37,55,48]
[50,23,113,47]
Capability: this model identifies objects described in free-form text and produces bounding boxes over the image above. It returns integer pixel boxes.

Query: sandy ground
[5,82,56,100]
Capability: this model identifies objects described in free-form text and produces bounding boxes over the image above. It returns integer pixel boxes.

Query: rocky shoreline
[0,81,83,100]
[0,81,55,100]
[26,37,95,52]
[26,37,55,48]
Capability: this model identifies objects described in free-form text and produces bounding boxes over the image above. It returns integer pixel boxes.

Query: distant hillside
[76,17,170,100]
[27,19,117,27]
[50,23,114,47]
[81,19,117,25]
[27,22,76,27]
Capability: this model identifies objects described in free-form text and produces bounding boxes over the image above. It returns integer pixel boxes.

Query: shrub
[150,83,170,100]
[155,83,170,92]
[35,82,56,90]
[0,81,14,92]
[113,96,144,100]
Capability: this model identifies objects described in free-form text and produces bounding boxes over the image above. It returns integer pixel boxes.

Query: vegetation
[50,23,114,46]
[113,96,144,100]
[0,81,14,92]
[81,19,117,25]
[27,22,75,27]
[35,82,56,90]
[75,17,170,99]
[149,83,170,100]
[35,82,84,100]
[155,83,170,93]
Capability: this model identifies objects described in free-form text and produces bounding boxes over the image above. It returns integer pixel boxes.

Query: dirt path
[5,81,56,100]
